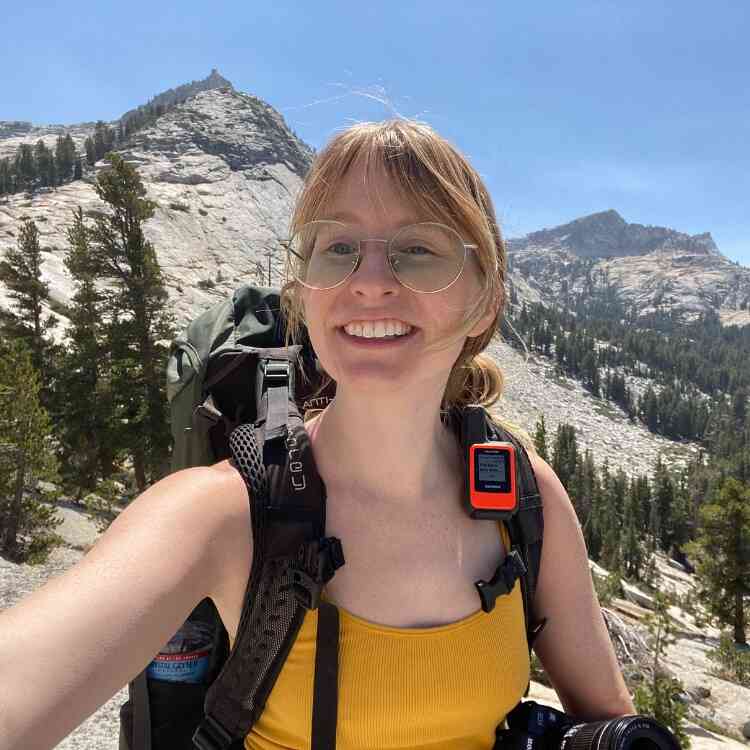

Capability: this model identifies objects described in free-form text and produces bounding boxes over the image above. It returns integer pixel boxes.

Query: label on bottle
[147,621,214,683]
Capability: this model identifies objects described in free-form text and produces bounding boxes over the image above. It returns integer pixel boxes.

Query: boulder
[621,579,655,610]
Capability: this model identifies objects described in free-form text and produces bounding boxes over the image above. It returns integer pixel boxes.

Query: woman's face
[300,161,495,399]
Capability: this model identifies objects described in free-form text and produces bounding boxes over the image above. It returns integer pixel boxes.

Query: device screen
[474,448,511,492]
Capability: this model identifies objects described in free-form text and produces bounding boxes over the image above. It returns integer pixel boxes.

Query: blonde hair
[280,119,534,451]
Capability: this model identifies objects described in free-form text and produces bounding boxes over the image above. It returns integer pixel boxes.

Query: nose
[347,239,400,297]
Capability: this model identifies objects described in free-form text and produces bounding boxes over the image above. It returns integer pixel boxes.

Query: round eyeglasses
[283,221,477,294]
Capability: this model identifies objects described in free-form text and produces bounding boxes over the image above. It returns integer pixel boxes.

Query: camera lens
[500,702,682,750]
[559,715,681,750]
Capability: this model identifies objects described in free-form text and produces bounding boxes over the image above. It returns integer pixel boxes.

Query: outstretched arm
[528,454,635,720]
[0,465,242,750]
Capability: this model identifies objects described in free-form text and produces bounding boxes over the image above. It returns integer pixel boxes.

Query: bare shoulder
[527,452,581,530]
[118,460,253,640]
[173,460,252,576]
[104,461,253,603]
[190,460,253,640]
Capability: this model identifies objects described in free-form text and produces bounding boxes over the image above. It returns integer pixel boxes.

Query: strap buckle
[293,536,345,609]
[192,714,234,750]
[475,548,527,613]
[263,359,290,386]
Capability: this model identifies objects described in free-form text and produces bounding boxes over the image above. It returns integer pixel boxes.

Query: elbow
[561,693,637,723]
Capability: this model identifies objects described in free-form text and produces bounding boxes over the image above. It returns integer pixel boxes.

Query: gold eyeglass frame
[282,220,479,294]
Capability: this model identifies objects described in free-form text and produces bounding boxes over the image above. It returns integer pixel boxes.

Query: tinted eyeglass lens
[287,221,466,291]
[289,221,359,289]
[389,223,466,292]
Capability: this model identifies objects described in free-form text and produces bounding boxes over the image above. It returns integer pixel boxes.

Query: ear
[468,290,502,338]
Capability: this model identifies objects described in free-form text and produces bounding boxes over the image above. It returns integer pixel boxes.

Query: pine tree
[588,459,612,563]
[56,206,119,496]
[633,590,691,748]
[622,475,646,580]
[55,134,74,183]
[640,385,659,432]
[85,153,177,491]
[0,217,59,413]
[33,140,54,188]
[577,448,599,543]
[685,477,750,644]
[552,422,578,496]
[0,338,63,564]
[0,158,11,194]
[533,414,549,462]
[653,458,679,554]
[93,121,108,162]
[85,136,96,167]
[63,134,77,175]
[15,144,36,193]
[600,468,626,571]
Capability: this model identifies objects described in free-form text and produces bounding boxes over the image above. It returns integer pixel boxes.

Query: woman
[0,119,634,750]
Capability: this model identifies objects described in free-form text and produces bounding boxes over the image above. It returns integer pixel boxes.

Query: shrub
[633,590,691,749]
[633,676,690,749]
[707,633,750,687]
[593,567,622,606]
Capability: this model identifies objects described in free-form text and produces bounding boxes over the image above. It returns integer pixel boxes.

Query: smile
[342,319,413,339]
[336,325,418,349]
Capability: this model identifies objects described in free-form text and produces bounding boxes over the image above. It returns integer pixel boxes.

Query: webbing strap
[311,601,340,750]
[265,360,290,438]
[130,670,151,750]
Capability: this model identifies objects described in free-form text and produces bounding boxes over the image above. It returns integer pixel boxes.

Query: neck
[307,388,464,506]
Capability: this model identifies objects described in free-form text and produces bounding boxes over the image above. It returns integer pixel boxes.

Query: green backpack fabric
[117,283,545,750]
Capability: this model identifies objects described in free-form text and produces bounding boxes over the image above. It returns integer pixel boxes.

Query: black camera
[495,700,682,750]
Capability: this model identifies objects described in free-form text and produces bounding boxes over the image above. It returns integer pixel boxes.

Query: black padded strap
[131,670,151,750]
[472,409,546,646]
[197,412,340,750]
[311,601,340,750]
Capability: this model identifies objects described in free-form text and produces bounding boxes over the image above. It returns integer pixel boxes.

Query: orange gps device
[467,442,518,520]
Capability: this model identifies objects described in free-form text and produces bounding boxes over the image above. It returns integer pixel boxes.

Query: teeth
[344,320,412,338]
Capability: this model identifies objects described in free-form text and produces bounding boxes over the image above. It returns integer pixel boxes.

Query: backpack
[118,284,546,750]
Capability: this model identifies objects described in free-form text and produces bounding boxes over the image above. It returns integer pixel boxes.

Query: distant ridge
[508,209,720,259]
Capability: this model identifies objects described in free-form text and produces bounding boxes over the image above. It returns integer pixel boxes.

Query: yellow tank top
[230,523,529,750]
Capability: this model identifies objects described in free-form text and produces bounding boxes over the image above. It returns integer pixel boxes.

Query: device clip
[475,548,528,613]
[293,536,346,609]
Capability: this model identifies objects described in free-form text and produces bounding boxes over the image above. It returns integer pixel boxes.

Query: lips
[336,323,418,346]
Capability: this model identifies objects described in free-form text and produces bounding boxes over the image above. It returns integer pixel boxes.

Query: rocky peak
[121,87,313,180]
[510,209,720,259]
[506,211,748,326]
[119,67,235,124]
[0,68,238,166]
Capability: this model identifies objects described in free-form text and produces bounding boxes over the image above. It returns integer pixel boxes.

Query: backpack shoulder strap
[456,406,547,653]
[193,360,344,750]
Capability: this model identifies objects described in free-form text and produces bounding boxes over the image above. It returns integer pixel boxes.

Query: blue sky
[3,0,748,265]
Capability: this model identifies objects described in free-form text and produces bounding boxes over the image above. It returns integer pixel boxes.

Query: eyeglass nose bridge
[347,238,401,286]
